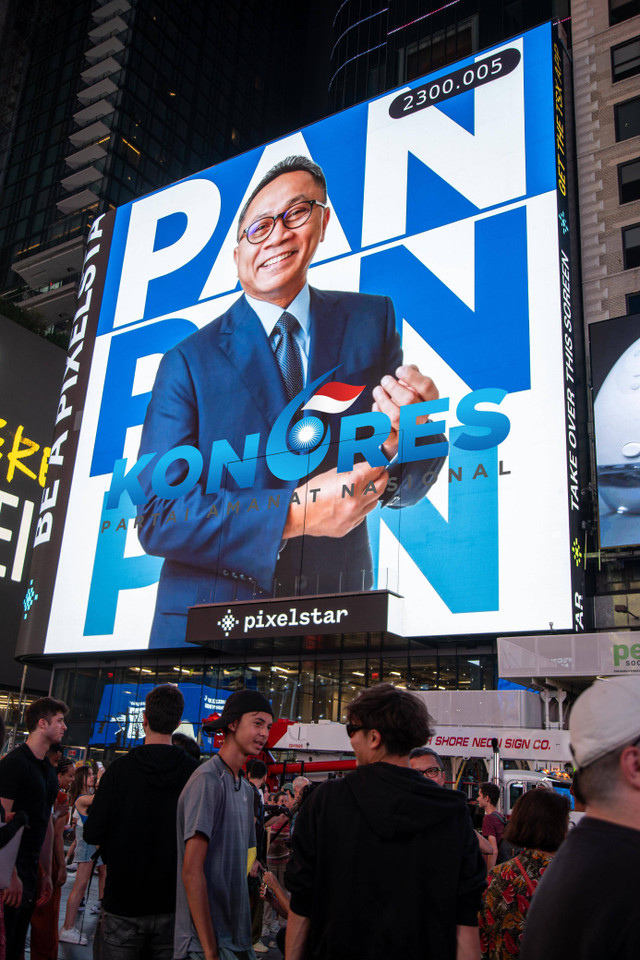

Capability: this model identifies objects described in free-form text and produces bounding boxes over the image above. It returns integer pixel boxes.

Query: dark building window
[610,0,640,26]
[616,97,640,140]
[623,223,640,267]
[626,291,640,312]
[612,37,640,82]
[619,158,640,202]
[400,18,478,84]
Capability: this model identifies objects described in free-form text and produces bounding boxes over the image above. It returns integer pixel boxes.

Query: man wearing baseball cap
[174,690,274,960]
[520,675,640,960]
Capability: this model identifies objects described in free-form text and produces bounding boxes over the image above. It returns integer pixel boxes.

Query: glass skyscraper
[329,0,570,111]
[0,0,330,331]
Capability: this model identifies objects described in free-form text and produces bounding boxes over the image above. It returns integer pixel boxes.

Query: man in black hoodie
[285,684,485,960]
[84,683,198,959]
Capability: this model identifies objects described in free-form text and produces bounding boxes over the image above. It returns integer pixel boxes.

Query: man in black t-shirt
[520,675,640,960]
[0,696,68,960]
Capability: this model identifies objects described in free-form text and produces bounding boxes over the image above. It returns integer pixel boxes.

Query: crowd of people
[0,673,639,960]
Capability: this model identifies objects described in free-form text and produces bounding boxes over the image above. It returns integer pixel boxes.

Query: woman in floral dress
[479,787,570,959]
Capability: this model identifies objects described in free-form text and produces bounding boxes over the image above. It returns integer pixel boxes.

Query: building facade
[571,0,640,626]
[329,0,571,111]
[51,638,497,757]
[0,0,329,330]
[573,0,640,323]
[40,4,573,759]
[5,0,621,757]
[0,0,330,722]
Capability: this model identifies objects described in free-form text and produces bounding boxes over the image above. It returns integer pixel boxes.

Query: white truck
[266,689,574,815]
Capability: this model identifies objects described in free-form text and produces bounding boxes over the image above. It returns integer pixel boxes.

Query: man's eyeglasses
[420,766,444,778]
[345,722,365,738]
[240,199,327,244]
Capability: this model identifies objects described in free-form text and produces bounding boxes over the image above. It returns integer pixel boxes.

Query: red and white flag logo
[303,381,365,415]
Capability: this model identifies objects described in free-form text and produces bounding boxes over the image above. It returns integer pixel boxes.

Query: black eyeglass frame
[240,199,328,244]
[419,765,444,778]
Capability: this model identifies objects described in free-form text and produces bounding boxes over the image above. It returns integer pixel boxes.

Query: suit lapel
[216,288,349,430]
[217,295,288,428]
[308,287,349,383]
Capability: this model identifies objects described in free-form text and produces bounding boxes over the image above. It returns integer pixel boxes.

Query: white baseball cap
[570,675,640,769]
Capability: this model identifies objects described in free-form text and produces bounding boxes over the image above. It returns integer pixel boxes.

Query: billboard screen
[18,23,588,657]
[591,313,640,548]
[88,682,231,747]
[0,316,64,686]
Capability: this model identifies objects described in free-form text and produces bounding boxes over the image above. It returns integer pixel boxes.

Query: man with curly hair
[285,683,485,960]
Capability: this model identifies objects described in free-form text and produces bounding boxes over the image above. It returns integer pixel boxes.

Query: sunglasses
[345,723,366,738]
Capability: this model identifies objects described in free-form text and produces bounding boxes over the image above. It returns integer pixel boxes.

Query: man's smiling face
[234,170,330,308]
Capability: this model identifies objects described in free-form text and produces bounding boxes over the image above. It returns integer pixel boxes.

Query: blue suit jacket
[137,288,443,647]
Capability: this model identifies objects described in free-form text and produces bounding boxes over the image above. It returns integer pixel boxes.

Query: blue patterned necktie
[273,311,303,401]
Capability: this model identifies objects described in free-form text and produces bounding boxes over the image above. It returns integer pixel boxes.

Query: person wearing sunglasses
[137,154,445,649]
[284,683,485,960]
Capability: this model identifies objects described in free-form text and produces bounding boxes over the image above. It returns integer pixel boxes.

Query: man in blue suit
[137,156,445,647]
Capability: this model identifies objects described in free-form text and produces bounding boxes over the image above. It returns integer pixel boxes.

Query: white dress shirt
[245,284,311,384]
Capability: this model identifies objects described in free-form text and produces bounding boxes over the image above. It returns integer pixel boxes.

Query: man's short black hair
[346,684,433,757]
[237,155,327,239]
[409,746,444,769]
[47,743,64,758]
[25,697,68,733]
[172,732,201,761]
[479,781,500,806]
[248,759,267,780]
[145,684,184,735]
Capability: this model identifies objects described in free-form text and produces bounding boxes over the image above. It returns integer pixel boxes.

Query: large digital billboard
[0,315,64,687]
[18,23,589,657]
[591,313,640,548]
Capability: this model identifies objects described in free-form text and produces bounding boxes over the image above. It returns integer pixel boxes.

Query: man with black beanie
[84,683,198,958]
[175,689,274,960]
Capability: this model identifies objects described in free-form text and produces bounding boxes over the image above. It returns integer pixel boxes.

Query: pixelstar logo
[104,366,510,510]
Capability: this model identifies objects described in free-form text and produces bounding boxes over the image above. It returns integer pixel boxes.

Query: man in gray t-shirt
[175,690,274,960]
